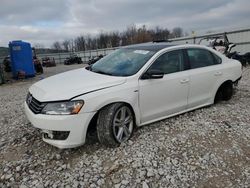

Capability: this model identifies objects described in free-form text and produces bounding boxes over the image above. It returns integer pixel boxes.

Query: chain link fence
[36,47,119,64]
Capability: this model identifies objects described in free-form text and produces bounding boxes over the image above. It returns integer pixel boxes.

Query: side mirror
[141,69,164,80]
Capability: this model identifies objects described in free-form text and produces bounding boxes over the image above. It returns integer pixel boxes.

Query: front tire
[97,103,134,147]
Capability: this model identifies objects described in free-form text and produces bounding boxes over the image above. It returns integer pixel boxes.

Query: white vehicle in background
[25,43,242,149]
[199,33,247,66]
[198,33,231,54]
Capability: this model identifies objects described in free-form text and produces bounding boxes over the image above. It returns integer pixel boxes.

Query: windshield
[89,48,155,76]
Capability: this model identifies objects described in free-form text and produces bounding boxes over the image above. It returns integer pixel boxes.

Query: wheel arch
[86,101,139,134]
[214,79,233,103]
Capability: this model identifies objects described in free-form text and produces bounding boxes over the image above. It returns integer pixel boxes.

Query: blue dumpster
[9,40,35,78]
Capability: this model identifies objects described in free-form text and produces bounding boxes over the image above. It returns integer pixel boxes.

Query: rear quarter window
[211,52,222,64]
[187,48,221,69]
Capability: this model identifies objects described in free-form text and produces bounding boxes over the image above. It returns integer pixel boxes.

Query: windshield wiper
[93,70,113,76]
[86,65,92,71]
[86,66,114,76]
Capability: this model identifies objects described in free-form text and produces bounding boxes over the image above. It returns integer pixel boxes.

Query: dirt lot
[0,64,250,188]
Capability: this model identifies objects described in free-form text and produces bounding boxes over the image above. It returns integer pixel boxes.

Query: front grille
[26,93,46,114]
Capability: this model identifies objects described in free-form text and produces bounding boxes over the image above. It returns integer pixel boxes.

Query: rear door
[185,48,224,108]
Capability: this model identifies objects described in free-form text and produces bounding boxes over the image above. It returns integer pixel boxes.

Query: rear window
[187,48,221,69]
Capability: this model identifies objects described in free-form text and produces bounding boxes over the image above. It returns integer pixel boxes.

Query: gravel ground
[0,64,250,188]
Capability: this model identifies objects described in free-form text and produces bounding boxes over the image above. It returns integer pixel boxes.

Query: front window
[89,48,155,76]
[148,50,184,74]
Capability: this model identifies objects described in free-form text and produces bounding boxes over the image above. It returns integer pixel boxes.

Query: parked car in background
[88,54,104,65]
[64,55,83,65]
[42,57,56,67]
[25,43,242,149]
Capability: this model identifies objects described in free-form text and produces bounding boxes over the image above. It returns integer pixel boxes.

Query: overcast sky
[0,0,249,47]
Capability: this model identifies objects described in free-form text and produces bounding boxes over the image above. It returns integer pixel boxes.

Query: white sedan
[25,43,242,148]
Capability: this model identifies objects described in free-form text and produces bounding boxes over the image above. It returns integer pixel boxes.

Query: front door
[139,50,189,124]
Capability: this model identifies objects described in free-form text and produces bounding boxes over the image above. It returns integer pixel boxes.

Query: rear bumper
[24,102,95,149]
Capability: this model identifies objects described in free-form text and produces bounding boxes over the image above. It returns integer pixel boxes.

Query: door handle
[180,79,189,84]
[214,71,222,76]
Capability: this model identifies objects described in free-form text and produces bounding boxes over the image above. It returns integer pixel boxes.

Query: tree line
[51,25,185,52]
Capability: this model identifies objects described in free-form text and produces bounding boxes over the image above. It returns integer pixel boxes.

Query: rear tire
[97,103,134,147]
[222,82,233,101]
[215,81,233,103]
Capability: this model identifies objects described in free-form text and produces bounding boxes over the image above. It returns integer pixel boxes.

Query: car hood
[29,68,126,102]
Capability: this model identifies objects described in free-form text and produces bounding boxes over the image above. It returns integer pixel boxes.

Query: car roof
[123,42,176,52]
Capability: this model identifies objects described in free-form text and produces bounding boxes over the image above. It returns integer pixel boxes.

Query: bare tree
[62,40,70,52]
[68,39,75,52]
[51,25,185,52]
[171,27,184,38]
[149,26,170,41]
[136,25,151,43]
[33,43,44,49]
[51,41,62,52]
[74,36,86,51]
[110,31,120,47]
[126,24,137,44]
[98,33,109,49]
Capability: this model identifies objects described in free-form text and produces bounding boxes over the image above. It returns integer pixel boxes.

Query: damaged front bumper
[24,102,95,149]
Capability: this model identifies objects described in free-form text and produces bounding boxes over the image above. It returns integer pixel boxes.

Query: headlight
[41,100,84,115]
